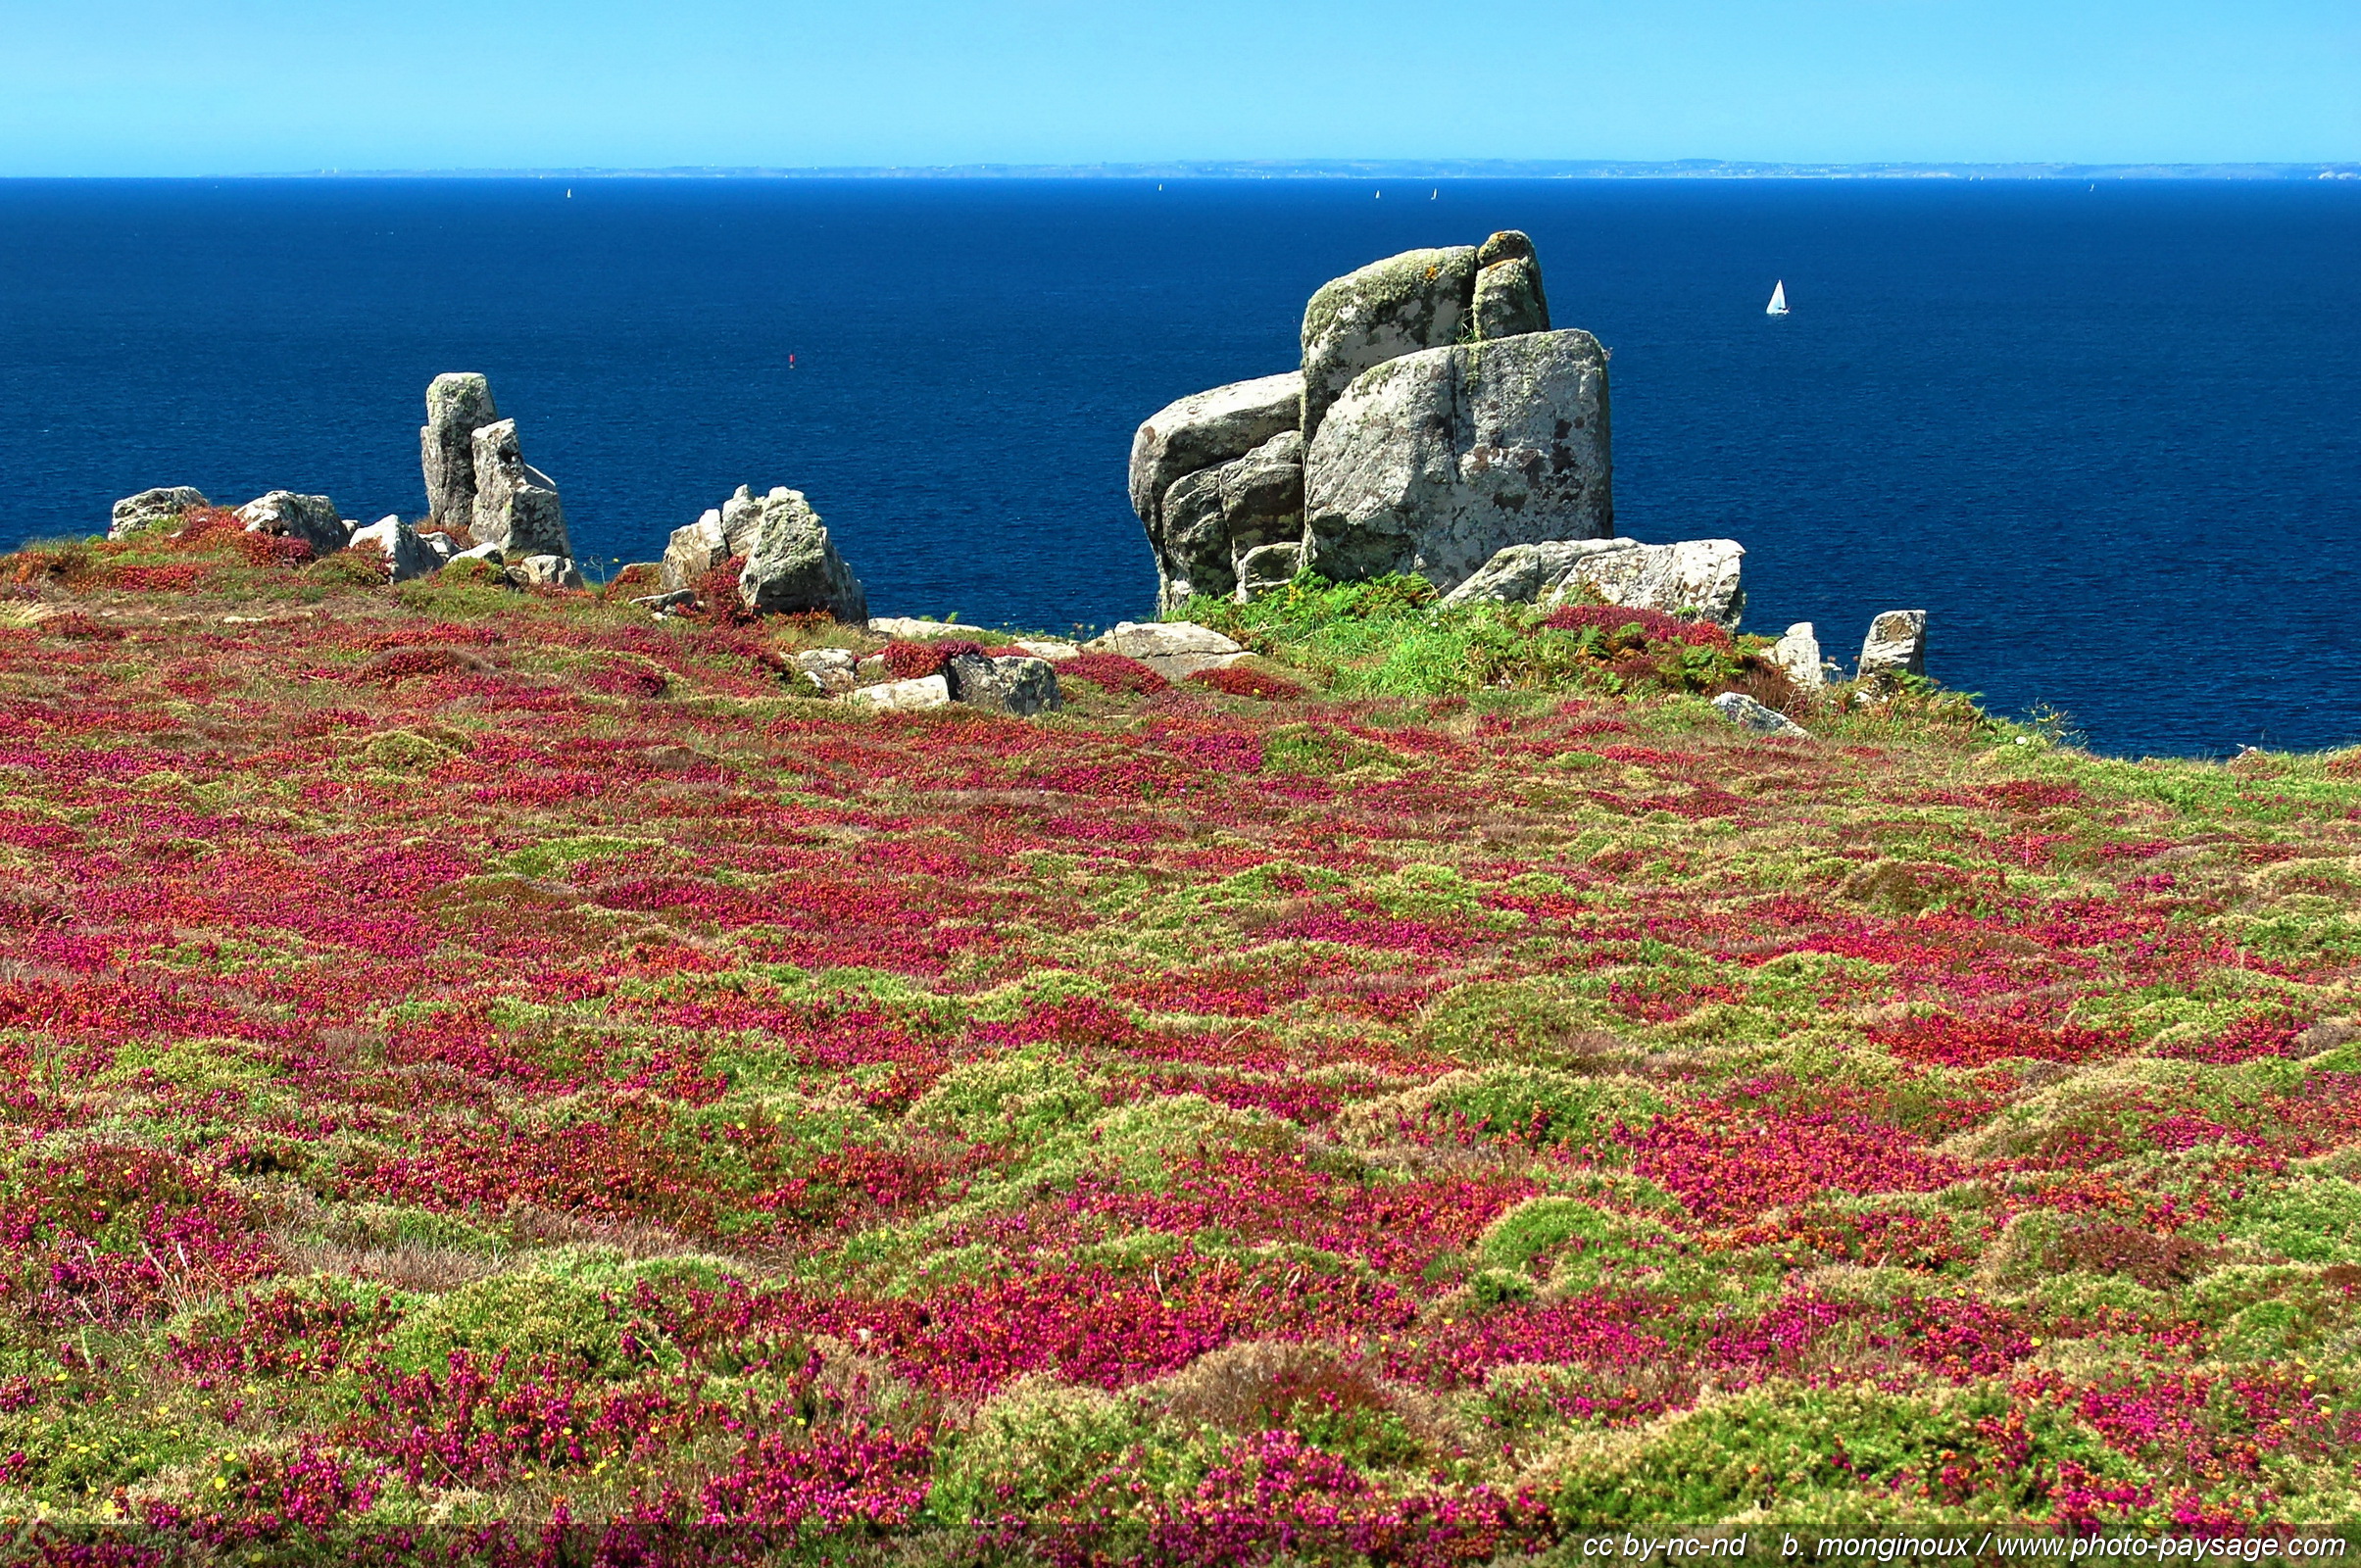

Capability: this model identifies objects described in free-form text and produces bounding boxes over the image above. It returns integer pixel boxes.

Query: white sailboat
[1765,280,1790,317]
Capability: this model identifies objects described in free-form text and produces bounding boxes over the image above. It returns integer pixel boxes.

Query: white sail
[1766,280,1789,316]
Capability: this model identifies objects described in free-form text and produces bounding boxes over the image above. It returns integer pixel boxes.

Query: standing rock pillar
[421,373,500,533]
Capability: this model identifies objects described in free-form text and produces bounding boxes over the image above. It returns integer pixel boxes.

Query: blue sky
[0,0,2352,174]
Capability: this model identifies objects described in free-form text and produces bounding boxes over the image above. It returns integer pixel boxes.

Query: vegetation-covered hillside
[3,518,2359,1560]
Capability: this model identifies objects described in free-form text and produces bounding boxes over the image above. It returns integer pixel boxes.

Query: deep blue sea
[2,177,2356,756]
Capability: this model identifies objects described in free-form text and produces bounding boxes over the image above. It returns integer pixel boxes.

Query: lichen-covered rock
[1559,538,1745,629]
[1439,538,1638,607]
[109,487,211,540]
[347,514,440,582]
[793,647,860,697]
[849,674,951,711]
[1859,611,1928,681]
[1236,542,1304,600]
[1300,246,1478,444]
[868,616,977,642]
[420,373,499,532]
[1303,328,1612,594]
[1155,465,1235,608]
[508,554,585,590]
[469,420,570,561]
[1713,691,1812,740]
[1770,622,1826,692]
[236,492,349,559]
[946,654,1062,716]
[1083,621,1248,681]
[1471,230,1549,341]
[661,510,726,591]
[1128,372,1303,531]
[736,487,867,621]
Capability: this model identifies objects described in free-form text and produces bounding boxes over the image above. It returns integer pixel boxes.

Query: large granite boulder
[946,653,1062,716]
[1130,373,1303,609]
[736,487,867,621]
[1083,621,1248,681]
[469,420,570,561]
[1300,246,1478,444]
[1440,538,1636,606]
[109,487,211,540]
[1859,611,1928,681]
[1713,691,1812,741]
[1770,622,1826,692]
[1472,231,1549,341]
[1302,328,1613,593]
[1128,372,1302,527]
[236,492,350,559]
[420,373,499,532]
[1442,538,1744,627]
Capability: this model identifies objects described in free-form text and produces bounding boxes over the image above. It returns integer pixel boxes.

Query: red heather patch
[1871,1014,2127,1068]
[1058,653,1169,695]
[1191,664,1304,700]
[1633,1103,1971,1226]
[881,640,953,679]
[1542,604,1734,651]
[2156,1010,2316,1064]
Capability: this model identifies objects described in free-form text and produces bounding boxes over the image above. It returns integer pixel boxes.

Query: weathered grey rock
[236,492,349,559]
[450,541,503,565]
[1011,637,1081,661]
[869,616,977,641]
[1769,622,1826,692]
[736,487,867,621]
[1128,372,1303,531]
[1154,466,1234,608]
[1859,611,1928,681]
[1439,538,1638,607]
[946,654,1062,716]
[1236,542,1304,600]
[661,510,727,591]
[1712,691,1812,741]
[793,647,860,697]
[1300,246,1478,443]
[1083,620,1249,681]
[1217,429,1305,599]
[469,420,570,560]
[1303,328,1613,593]
[632,588,696,615]
[1557,538,1745,629]
[420,373,499,532]
[347,514,440,582]
[109,487,210,540]
[850,673,952,711]
[1471,232,1549,341]
[509,554,585,590]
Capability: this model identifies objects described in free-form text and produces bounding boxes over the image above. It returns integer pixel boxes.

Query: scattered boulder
[347,514,440,582]
[1859,611,1928,681]
[1083,621,1248,681]
[420,373,500,532]
[661,510,728,591]
[1011,638,1081,661]
[850,674,952,711]
[869,616,980,642]
[1302,328,1613,593]
[1440,538,1637,607]
[1556,538,1744,628]
[509,554,585,590]
[1712,691,1812,741]
[632,588,696,615]
[470,420,571,562]
[736,488,866,621]
[109,487,211,540]
[1770,622,1826,692]
[1470,230,1549,341]
[1300,245,1478,443]
[450,541,503,566]
[946,654,1062,716]
[236,492,350,558]
[793,647,860,697]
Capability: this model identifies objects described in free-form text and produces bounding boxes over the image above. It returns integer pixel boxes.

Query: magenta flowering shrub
[1,525,2359,1552]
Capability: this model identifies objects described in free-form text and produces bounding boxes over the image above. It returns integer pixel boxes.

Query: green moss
[907,1049,1102,1146]
[2232,1176,2361,1264]
[384,1268,673,1377]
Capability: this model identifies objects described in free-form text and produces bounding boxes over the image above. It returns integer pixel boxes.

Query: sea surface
[1,177,2355,756]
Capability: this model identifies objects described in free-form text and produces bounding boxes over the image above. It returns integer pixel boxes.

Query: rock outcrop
[1713,691,1812,741]
[1303,328,1613,593]
[109,487,210,540]
[1859,611,1928,682]
[469,420,570,563]
[734,487,866,621]
[1443,538,1743,627]
[1770,623,1826,692]
[421,374,500,532]
[1129,373,1303,611]
[945,654,1062,716]
[1128,230,1624,610]
[236,492,350,559]
[851,674,952,711]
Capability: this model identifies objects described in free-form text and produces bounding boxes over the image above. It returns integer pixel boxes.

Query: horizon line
[9,158,2359,182]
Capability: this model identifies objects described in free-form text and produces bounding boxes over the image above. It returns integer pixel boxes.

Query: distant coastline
[186,158,2361,182]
